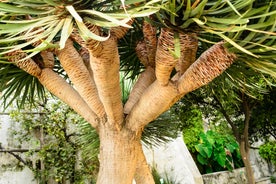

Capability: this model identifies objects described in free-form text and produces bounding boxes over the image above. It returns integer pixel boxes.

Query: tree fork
[126,81,179,132]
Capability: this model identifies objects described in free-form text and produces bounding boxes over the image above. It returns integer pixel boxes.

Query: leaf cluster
[0,63,45,109]
[259,141,276,166]
[0,0,160,58]
[249,86,276,141]
[194,130,243,174]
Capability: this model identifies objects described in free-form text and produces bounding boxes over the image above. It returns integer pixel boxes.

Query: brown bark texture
[216,92,255,184]
[155,28,178,86]
[124,67,156,114]
[176,32,198,75]
[88,37,124,129]
[57,39,105,118]
[37,68,99,128]
[240,96,255,184]
[240,140,255,184]
[97,126,154,184]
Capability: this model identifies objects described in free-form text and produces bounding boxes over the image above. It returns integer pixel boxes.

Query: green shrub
[259,141,276,166]
[194,130,243,174]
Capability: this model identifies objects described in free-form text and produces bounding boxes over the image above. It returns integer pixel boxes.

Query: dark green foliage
[171,97,244,174]
[250,86,276,141]
[142,111,180,148]
[194,130,243,174]
[0,63,45,109]
[119,19,145,80]
[172,102,204,152]
[259,141,276,166]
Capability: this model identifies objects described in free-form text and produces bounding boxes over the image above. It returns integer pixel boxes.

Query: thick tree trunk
[97,125,152,184]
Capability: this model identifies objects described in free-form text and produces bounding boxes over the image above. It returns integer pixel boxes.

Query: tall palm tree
[0,0,275,183]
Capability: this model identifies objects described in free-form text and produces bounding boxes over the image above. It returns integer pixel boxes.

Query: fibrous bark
[124,67,156,114]
[175,32,198,75]
[126,81,179,132]
[6,50,42,77]
[155,28,178,86]
[97,126,141,184]
[88,37,124,129]
[178,42,236,95]
[143,21,157,66]
[57,39,105,118]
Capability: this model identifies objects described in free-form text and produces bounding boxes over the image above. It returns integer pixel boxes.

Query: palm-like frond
[150,0,276,78]
[0,63,46,109]
[0,0,160,58]
[119,19,145,79]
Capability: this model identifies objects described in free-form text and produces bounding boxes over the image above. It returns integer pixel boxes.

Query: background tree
[179,68,275,183]
[250,86,276,142]
[0,0,275,183]
[171,101,243,174]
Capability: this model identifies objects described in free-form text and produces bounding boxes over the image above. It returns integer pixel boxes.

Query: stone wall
[202,168,247,184]
[202,148,276,184]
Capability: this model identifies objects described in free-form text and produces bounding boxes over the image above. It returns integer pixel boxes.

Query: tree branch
[88,37,124,129]
[0,149,40,153]
[175,32,198,77]
[37,68,99,128]
[242,94,251,153]
[6,50,42,77]
[0,145,37,167]
[124,67,156,114]
[177,42,236,95]
[142,21,157,66]
[155,28,178,86]
[126,81,179,132]
[213,93,241,142]
[57,39,105,118]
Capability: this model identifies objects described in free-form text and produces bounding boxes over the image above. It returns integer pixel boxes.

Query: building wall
[0,113,37,184]
[143,135,204,184]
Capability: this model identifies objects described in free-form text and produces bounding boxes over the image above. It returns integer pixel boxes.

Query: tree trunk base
[97,126,154,184]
